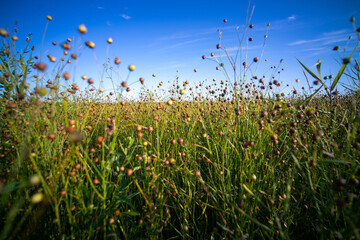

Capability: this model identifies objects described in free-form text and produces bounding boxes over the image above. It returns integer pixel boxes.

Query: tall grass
[0,12,360,240]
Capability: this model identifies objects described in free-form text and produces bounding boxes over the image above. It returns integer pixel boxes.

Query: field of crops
[0,15,360,240]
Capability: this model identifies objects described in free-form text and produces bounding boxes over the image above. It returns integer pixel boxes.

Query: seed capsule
[128,64,135,71]
[127,169,133,176]
[78,24,87,34]
[85,41,95,49]
[96,136,104,143]
[31,193,44,204]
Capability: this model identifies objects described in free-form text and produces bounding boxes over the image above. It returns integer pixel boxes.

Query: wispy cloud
[323,29,348,36]
[120,14,131,20]
[302,47,326,52]
[159,37,209,51]
[97,6,104,10]
[288,29,351,46]
[106,21,112,26]
[288,15,296,21]
[157,63,183,71]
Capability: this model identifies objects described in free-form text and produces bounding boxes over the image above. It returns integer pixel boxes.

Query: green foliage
[0,11,360,240]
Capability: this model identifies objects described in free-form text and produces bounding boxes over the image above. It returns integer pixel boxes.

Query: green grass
[0,14,360,240]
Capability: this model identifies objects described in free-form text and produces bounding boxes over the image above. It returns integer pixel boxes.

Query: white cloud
[288,15,296,21]
[120,14,131,20]
[288,30,351,46]
[160,37,209,50]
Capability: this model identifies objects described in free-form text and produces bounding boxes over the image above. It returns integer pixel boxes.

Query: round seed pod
[96,136,104,143]
[78,24,87,34]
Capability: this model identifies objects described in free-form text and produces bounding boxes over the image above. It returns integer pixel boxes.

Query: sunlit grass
[0,12,359,240]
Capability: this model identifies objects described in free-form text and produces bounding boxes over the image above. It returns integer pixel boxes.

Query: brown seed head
[96,136,104,143]
[85,41,95,49]
[48,133,56,140]
[37,62,47,71]
[136,132,143,139]
[78,24,87,34]
[63,72,70,80]
[61,42,71,50]
[0,28,8,37]
[93,178,100,185]
[127,169,133,176]
[66,126,75,133]
[75,163,81,170]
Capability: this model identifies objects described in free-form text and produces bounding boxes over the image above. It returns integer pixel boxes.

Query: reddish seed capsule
[195,170,201,178]
[96,136,104,143]
[216,44,221,49]
[37,62,47,71]
[66,126,75,133]
[249,24,254,28]
[75,163,81,170]
[178,138,184,145]
[114,58,121,65]
[127,169,133,176]
[61,42,71,50]
[93,178,100,185]
[85,41,95,49]
[253,57,259,62]
[115,210,121,216]
[136,132,143,139]
[63,72,70,80]
[48,133,56,140]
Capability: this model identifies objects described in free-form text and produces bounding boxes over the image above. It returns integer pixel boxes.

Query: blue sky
[1,0,360,99]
